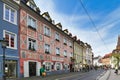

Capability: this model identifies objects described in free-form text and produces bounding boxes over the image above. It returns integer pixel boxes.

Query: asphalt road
[55,69,105,80]
[3,69,105,80]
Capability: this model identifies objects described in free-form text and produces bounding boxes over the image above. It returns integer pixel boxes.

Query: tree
[112,53,120,68]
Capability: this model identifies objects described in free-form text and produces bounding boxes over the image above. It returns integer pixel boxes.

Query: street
[13,69,105,80]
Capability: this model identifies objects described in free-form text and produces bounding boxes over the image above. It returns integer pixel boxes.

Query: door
[29,62,36,76]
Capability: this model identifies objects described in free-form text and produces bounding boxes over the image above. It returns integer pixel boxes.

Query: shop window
[45,62,51,71]
[56,63,61,70]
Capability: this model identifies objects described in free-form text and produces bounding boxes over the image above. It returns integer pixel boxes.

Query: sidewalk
[98,69,120,80]
[108,69,120,80]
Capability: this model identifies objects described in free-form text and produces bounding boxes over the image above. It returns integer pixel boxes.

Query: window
[28,16,36,30]
[44,26,50,36]
[63,64,68,70]
[56,47,60,56]
[56,63,61,70]
[4,30,17,49]
[29,3,35,9]
[64,50,67,57]
[28,38,36,51]
[63,38,67,45]
[4,4,17,24]
[45,62,51,71]
[45,44,50,54]
[55,32,60,41]
[69,41,72,48]
[70,52,73,57]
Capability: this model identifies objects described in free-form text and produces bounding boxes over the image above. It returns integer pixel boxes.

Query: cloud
[34,0,120,57]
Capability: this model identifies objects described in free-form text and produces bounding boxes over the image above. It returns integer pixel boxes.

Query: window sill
[45,51,50,54]
[63,43,67,45]
[64,56,67,58]
[44,34,50,37]
[28,48,36,51]
[6,46,17,50]
[55,39,60,42]
[56,54,60,56]
[3,17,17,25]
[28,25,36,31]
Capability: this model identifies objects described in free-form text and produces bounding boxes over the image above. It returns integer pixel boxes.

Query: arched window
[55,62,62,70]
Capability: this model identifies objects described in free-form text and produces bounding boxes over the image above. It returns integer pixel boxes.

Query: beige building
[73,37,84,71]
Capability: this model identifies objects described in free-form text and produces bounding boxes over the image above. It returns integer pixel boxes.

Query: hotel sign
[52,56,64,62]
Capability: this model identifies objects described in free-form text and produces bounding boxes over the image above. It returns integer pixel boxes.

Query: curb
[96,70,111,80]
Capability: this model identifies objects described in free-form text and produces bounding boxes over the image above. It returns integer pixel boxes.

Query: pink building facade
[19,0,73,77]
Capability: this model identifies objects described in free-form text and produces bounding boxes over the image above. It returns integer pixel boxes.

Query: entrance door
[5,60,17,78]
[29,62,36,76]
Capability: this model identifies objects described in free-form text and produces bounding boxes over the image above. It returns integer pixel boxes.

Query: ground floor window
[45,62,51,71]
[63,64,68,70]
[5,60,17,78]
[55,62,62,70]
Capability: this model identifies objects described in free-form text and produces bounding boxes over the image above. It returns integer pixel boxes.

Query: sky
[34,0,120,57]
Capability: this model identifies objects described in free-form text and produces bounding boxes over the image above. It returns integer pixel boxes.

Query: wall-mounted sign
[52,56,64,62]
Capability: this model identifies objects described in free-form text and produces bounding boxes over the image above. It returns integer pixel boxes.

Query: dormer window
[26,0,36,10]
[30,3,35,9]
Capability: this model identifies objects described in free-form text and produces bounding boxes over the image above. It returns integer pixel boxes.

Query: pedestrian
[114,65,118,75]
[40,65,46,77]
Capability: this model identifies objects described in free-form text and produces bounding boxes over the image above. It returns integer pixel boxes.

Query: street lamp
[0,38,7,80]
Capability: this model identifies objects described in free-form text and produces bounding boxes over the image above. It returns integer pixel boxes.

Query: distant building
[93,56,102,66]
[101,53,112,66]
[111,36,120,68]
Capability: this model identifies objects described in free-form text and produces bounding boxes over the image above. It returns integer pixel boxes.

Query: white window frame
[63,38,67,44]
[3,4,17,25]
[56,47,60,55]
[45,62,52,72]
[70,52,73,57]
[55,62,62,70]
[3,30,17,49]
[55,32,60,40]
[44,44,50,53]
[69,41,72,47]
[27,38,37,51]
[44,25,51,37]
[64,50,67,56]
[27,14,37,30]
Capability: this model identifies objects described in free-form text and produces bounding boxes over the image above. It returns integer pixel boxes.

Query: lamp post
[0,38,7,80]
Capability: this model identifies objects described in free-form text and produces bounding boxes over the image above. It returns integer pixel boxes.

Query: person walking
[40,66,46,77]
[115,65,118,75]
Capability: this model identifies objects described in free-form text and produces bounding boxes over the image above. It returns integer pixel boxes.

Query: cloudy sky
[34,0,120,57]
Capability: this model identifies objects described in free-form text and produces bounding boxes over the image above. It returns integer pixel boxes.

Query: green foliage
[112,53,120,67]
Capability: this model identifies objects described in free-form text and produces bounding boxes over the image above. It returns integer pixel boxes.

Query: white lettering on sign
[52,56,64,61]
